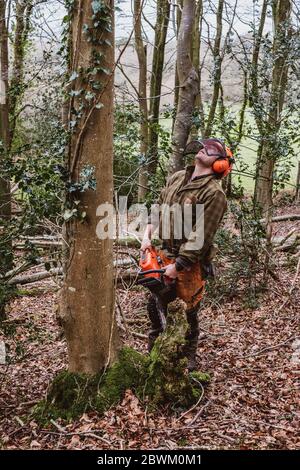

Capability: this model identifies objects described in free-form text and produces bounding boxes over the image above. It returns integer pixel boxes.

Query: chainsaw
[137,247,177,331]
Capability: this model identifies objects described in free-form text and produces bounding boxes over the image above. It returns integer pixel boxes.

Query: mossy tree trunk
[59,0,119,374]
[254,0,292,212]
[9,0,33,143]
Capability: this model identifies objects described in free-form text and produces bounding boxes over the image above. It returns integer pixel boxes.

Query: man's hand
[140,238,152,252]
[140,224,154,252]
[163,263,179,280]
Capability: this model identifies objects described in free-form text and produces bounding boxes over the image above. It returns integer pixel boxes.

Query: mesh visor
[201,139,226,158]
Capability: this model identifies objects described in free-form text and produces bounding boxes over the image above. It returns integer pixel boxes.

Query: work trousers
[147,250,205,351]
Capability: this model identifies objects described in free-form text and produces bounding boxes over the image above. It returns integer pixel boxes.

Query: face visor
[197,139,227,158]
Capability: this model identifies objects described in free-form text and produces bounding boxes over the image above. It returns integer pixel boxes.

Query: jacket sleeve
[147,175,174,225]
[176,190,227,266]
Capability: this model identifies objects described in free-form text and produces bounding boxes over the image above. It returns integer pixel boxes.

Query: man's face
[195,140,225,168]
[195,147,219,168]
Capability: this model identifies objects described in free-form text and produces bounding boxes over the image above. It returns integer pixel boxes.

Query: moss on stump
[34,300,210,422]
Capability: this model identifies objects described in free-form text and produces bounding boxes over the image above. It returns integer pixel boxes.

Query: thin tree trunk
[296,161,300,203]
[9,0,33,144]
[249,0,268,133]
[148,0,170,175]
[0,0,12,281]
[59,0,119,374]
[169,0,199,174]
[203,0,224,138]
[134,0,149,202]
[190,0,202,141]
[172,0,182,134]
[255,0,292,211]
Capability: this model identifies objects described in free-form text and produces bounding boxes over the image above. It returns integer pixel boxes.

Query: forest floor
[0,202,299,450]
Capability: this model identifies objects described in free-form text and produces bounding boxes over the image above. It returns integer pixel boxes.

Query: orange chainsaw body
[139,247,161,279]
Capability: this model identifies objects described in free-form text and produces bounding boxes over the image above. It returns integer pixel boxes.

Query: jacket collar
[178,165,216,192]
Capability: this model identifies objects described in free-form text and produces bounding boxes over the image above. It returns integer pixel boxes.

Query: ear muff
[212,146,234,177]
[212,158,230,174]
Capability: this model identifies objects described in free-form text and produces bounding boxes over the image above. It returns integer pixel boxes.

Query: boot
[147,294,164,352]
[185,338,198,371]
[184,308,200,371]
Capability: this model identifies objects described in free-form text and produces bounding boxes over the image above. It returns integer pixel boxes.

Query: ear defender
[212,158,230,174]
[212,146,234,177]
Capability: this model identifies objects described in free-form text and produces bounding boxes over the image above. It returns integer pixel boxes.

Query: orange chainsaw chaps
[158,250,205,311]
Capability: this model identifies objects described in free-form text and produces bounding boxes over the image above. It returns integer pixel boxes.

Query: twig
[50,419,66,433]
[175,381,204,423]
[186,400,211,427]
[255,420,295,433]
[241,335,297,358]
[41,429,111,446]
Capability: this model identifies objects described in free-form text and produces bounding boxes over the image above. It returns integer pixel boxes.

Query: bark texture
[134,0,149,202]
[0,0,12,276]
[59,0,119,374]
[255,0,292,211]
[148,0,170,175]
[169,0,199,174]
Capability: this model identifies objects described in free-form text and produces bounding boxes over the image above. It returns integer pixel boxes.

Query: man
[141,138,234,371]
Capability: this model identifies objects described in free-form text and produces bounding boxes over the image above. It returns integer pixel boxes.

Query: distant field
[160,114,300,194]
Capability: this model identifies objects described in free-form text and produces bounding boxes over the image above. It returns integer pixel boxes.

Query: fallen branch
[260,214,300,224]
[14,240,63,249]
[7,268,63,285]
[273,228,297,247]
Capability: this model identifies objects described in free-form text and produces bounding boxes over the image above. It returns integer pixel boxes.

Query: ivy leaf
[91,0,103,14]
[100,67,110,75]
[85,91,95,101]
[69,71,79,81]
[63,208,77,221]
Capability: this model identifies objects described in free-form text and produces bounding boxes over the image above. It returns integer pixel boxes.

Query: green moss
[141,299,204,408]
[189,371,211,384]
[34,300,210,423]
[33,347,148,423]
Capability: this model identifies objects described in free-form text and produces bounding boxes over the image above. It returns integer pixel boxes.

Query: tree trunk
[189,0,202,141]
[9,0,33,144]
[172,0,182,134]
[59,0,119,374]
[255,0,292,211]
[169,0,199,174]
[0,0,12,278]
[203,0,224,138]
[134,0,149,202]
[148,0,170,175]
[295,161,300,203]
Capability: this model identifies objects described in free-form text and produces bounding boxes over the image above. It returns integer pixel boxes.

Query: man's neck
[191,162,214,180]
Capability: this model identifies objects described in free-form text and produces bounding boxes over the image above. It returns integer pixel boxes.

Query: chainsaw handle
[138,269,166,276]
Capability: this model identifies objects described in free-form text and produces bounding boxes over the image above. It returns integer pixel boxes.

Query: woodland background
[0,0,299,450]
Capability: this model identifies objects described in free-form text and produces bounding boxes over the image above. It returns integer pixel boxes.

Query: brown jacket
[150,165,227,267]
